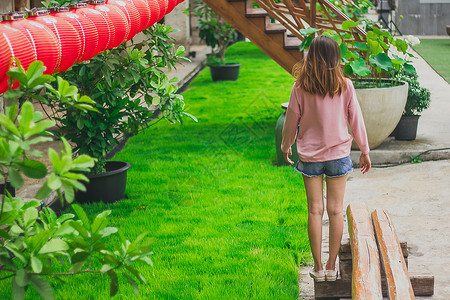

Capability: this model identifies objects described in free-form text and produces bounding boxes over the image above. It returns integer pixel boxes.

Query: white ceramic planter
[352,80,408,149]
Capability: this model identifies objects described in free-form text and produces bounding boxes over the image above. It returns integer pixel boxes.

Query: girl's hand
[360,153,371,174]
[283,148,294,165]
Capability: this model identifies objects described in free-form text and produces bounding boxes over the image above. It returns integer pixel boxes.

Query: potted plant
[299,22,416,149]
[42,23,196,203]
[393,72,431,140]
[191,0,240,81]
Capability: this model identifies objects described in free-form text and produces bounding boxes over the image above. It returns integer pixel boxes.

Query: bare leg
[325,174,348,270]
[302,175,325,271]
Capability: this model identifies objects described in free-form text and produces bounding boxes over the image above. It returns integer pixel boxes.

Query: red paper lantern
[157,0,168,21]
[147,0,160,27]
[2,14,61,75]
[0,16,35,93]
[108,0,141,40]
[166,0,176,14]
[129,0,151,31]
[28,12,82,72]
[51,9,99,62]
[0,29,12,84]
[71,3,114,53]
[89,3,130,48]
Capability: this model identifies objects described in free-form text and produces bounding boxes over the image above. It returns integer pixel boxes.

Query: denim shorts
[294,156,353,178]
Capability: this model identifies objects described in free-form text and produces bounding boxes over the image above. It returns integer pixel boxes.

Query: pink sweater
[281,79,370,162]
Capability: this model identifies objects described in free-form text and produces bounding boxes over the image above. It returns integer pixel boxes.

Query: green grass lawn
[414,38,450,83]
[1,42,310,299]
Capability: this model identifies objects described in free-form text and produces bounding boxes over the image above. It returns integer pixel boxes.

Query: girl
[281,36,371,282]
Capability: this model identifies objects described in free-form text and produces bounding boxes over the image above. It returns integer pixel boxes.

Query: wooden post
[372,209,415,299]
[310,0,316,28]
[346,203,382,299]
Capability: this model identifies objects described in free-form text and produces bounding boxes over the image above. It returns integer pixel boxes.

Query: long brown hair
[293,35,347,97]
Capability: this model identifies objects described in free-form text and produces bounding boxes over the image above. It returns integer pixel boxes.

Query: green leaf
[24,207,38,227]
[69,261,86,273]
[100,264,114,273]
[18,100,34,134]
[0,113,20,135]
[62,181,75,203]
[25,120,55,138]
[92,211,111,235]
[369,52,394,72]
[47,173,62,190]
[71,251,89,264]
[9,168,24,189]
[72,155,96,169]
[108,271,119,297]
[70,220,90,239]
[125,266,146,284]
[342,20,359,30]
[15,269,30,288]
[299,27,320,36]
[123,272,139,296]
[28,75,55,89]
[30,276,54,300]
[350,59,371,77]
[339,43,348,59]
[16,160,47,179]
[11,277,25,300]
[152,96,161,105]
[404,63,416,74]
[36,182,52,200]
[29,230,53,253]
[299,35,314,52]
[353,42,368,51]
[26,61,45,82]
[71,204,91,230]
[31,256,43,273]
[39,238,69,254]
[98,227,118,238]
[4,89,24,100]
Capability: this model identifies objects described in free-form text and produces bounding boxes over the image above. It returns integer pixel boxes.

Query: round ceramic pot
[75,161,130,203]
[275,103,299,165]
[352,80,408,150]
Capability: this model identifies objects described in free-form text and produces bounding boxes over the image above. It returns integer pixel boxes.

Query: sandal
[325,268,338,281]
[309,267,325,282]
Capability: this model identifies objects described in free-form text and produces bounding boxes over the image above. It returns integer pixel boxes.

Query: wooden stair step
[246,8,269,18]
[265,23,287,34]
[284,37,301,50]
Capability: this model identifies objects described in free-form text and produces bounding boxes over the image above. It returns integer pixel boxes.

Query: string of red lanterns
[0,0,183,93]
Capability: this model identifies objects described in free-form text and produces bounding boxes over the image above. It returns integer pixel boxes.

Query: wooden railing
[252,0,366,43]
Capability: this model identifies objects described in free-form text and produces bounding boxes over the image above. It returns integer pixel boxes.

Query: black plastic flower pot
[0,180,15,197]
[395,115,420,141]
[210,64,241,81]
[75,161,130,204]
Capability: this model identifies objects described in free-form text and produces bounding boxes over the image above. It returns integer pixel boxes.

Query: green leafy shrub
[396,73,431,116]
[0,61,153,299]
[42,24,195,174]
[191,0,238,65]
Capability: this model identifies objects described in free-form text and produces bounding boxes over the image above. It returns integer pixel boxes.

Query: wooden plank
[339,238,408,261]
[315,273,433,298]
[372,209,414,299]
[410,272,434,296]
[346,203,382,299]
